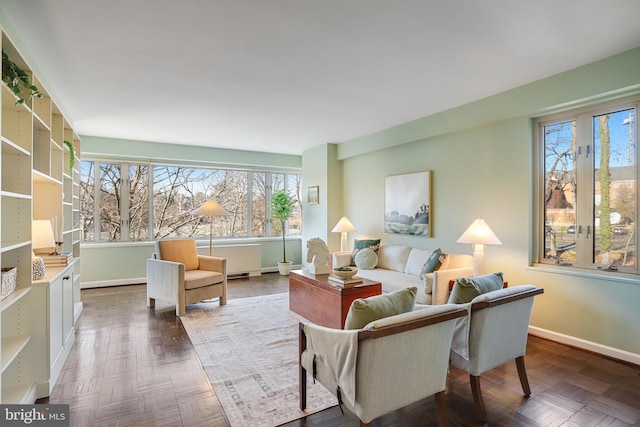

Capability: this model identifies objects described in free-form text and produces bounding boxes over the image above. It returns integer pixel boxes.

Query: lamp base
[33,256,46,280]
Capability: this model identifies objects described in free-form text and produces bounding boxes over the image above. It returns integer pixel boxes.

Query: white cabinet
[33,262,76,398]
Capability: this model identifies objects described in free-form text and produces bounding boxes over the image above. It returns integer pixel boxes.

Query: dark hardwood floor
[39,273,640,426]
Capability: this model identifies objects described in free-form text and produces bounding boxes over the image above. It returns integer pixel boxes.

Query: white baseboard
[81,277,146,289]
[528,326,640,366]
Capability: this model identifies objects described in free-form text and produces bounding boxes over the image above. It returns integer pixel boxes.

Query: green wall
[308,47,640,360]
[79,136,303,285]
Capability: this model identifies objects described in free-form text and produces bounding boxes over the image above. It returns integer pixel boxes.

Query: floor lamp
[332,216,356,252]
[193,200,230,256]
[457,218,502,276]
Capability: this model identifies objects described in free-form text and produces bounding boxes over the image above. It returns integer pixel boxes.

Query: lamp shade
[193,200,230,216]
[32,219,56,250]
[332,216,356,233]
[457,218,502,245]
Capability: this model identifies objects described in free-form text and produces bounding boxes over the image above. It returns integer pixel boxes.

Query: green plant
[2,50,42,105]
[64,140,75,172]
[272,189,294,263]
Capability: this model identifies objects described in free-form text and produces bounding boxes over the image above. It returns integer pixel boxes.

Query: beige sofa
[333,245,473,305]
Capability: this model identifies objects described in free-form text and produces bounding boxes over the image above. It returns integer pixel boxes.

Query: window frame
[80,159,302,243]
[533,95,639,276]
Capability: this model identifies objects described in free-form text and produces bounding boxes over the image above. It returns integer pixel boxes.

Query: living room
[1,1,639,426]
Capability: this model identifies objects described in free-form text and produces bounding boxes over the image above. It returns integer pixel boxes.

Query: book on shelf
[328,275,363,285]
[40,252,73,266]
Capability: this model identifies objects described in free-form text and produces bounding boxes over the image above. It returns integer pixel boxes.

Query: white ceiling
[2,1,640,155]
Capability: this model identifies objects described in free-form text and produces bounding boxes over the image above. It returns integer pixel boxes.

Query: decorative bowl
[332,267,358,279]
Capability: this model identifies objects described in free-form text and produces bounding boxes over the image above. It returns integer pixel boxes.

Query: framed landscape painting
[384,171,431,236]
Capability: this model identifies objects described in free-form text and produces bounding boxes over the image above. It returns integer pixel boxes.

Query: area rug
[181,293,337,427]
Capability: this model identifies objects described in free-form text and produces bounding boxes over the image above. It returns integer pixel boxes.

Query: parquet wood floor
[38,273,640,426]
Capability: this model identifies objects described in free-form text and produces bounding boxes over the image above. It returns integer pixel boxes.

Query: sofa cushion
[354,247,378,270]
[448,272,504,304]
[351,239,381,266]
[420,248,447,276]
[404,248,433,276]
[344,287,417,330]
[377,245,411,272]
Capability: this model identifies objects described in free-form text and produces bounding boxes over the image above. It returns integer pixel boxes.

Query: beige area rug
[181,293,337,427]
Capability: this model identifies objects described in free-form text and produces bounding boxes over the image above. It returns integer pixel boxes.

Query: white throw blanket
[301,323,359,407]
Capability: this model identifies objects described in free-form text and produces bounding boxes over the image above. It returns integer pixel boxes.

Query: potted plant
[272,189,294,275]
[2,50,42,105]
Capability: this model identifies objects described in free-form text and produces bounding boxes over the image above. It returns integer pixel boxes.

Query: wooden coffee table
[289,269,382,329]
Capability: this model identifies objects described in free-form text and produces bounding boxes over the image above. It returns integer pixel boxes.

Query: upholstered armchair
[147,239,227,316]
[450,284,544,421]
[299,304,467,427]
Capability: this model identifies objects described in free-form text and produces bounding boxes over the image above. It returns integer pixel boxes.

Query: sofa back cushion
[377,245,411,272]
[404,248,433,276]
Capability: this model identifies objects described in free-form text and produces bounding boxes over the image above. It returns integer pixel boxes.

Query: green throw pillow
[351,239,381,265]
[354,247,378,270]
[344,287,417,330]
[420,248,446,276]
[448,272,504,304]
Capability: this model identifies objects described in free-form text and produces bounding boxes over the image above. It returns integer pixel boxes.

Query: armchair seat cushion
[184,270,225,290]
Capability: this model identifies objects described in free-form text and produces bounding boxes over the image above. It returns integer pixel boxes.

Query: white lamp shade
[457,218,502,245]
[193,200,230,216]
[32,220,56,250]
[332,216,357,233]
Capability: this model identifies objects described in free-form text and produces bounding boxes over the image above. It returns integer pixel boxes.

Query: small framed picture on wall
[308,186,319,204]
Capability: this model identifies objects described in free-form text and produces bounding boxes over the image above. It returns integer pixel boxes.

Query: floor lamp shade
[193,200,230,255]
[332,216,356,252]
[457,218,502,276]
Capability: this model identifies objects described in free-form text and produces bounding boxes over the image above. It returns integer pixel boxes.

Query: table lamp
[457,218,502,276]
[332,216,356,252]
[32,219,56,280]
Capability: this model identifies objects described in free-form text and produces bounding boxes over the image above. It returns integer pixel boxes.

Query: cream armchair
[450,284,544,421]
[147,239,227,316]
[299,304,466,427]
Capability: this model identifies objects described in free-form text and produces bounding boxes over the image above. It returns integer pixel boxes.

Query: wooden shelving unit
[0,27,82,403]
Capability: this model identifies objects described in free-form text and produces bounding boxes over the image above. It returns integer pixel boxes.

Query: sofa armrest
[198,255,227,275]
[431,266,473,305]
[332,251,352,268]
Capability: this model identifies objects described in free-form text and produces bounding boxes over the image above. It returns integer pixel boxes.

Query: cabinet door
[49,277,64,367]
[62,272,73,343]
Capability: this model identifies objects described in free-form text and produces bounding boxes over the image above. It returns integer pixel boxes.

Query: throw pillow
[354,247,378,270]
[447,272,504,304]
[344,287,417,330]
[420,248,447,276]
[351,238,381,266]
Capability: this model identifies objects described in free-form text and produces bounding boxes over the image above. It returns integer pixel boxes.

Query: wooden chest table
[289,269,382,329]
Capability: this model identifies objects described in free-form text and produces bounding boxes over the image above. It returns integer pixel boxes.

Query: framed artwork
[307,185,319,204]
[384,171,431,236]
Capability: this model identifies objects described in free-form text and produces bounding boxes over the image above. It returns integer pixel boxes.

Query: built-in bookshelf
[0,27,81,403]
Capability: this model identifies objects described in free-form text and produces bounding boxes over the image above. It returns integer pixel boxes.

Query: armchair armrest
[332,251,352,268]
[146,258,185,304]
[430,266,473,305]
[198,255,227,274]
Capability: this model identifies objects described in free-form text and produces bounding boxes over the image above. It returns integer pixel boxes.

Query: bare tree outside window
[80,161,301,242]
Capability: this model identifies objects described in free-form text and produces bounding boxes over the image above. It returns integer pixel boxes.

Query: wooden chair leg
[434,390,449,427]
[359,422,372,427]
[470,374,488,421]
[516,356,531,396]
[299,323,307,411]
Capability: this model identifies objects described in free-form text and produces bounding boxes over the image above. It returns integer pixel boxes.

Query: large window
[536,97,637,274]
[80,161,302,242]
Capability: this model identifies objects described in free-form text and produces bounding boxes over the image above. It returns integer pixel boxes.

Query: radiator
[197,244,261,277]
